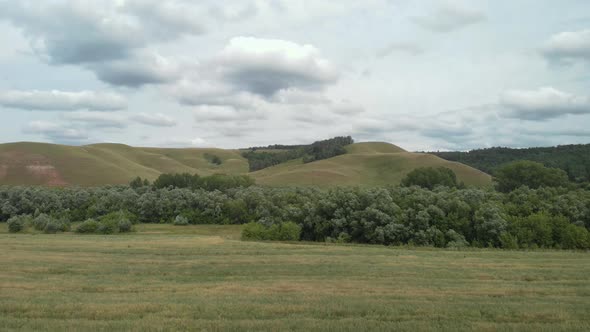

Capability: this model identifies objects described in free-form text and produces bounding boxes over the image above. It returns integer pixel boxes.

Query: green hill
[0,141,491,187]
[0,142,248,186]
[251,143,491,188]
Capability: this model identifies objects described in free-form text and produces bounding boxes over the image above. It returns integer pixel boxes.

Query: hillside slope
[0,141,491,187]
[0,142,248,186]
[252,143,492,187]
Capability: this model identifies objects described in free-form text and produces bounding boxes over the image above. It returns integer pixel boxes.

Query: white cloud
[193,105,266,122]
[376,42,425,57]
[214,37,338,96]
[131,112,176,127]
[160,137,209,147]
[542,29,590,63]
[62,111,128,128]
[0,90,126,111]
[500,87,590,120]
[23,120,88,143]
[413,3,486,32]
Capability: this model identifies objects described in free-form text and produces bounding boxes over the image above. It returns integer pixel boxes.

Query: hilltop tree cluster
[242,136,354,171]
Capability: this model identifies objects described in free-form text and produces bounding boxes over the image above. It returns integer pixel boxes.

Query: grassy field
[1,224,589,331]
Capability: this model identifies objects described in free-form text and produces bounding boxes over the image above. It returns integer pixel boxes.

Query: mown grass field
[1,224,589,331]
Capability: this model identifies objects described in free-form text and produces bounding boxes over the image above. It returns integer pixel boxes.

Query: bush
[43,219,69,234]
[241,221,301,241]
[97,219,119,234]
[76,219,99,233]
[445,230,468,248]
[7,215,31,233]
[499,232,519,249]
[118,219,133,232]
[401,167,459,189]
[32,214,52,231]
[559,224,590,249]
[241,222,267,241]
[173,215,189,226]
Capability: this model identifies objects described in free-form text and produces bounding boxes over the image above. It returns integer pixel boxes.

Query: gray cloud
[542,29,590,64]
[170,37,340,117]
[131,113,177,127]
[500,87,590,120]
[89,52,182,87]
[0,0,217,87]
[0,0,205,65]
[193,106,266,122]
[0,90,126,111]
[62,111,128,129]
[22,120,88,144]
[413,3,486,32]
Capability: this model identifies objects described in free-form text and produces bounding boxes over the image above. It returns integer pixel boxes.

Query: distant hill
[432,144,590,183]
[251,142,491,188]
[0,141,491,187]
[0,142,248,186]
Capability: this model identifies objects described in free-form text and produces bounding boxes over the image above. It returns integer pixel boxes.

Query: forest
[432,144,590,183]
[3,162,589,249]
[241,136,354,171]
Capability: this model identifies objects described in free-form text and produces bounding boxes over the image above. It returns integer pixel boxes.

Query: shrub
[32,214,52,231]
[43,219,70,234]
[97,219,119,234]
[507,213,554,248]
[499,232,519,249]
[241,221,301,241]
[401,167,459,189]
[241,222,267,241]
[279,222,302,241]
[559,224,590,249]
[76,219,99,233]
[173,215,189,226]
[118,219,133,232]
[7,215,31,233]
[445,229,468,248]
[97,211,135,233]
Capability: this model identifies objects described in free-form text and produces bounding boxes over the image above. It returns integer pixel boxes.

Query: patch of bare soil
[25,165,68,186]
[0,150,68,186]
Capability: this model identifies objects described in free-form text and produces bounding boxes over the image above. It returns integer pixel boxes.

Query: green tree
[401,167,459,189]
[494,161,569,192]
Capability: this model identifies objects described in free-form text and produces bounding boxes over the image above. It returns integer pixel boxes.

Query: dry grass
[1,224,589,331]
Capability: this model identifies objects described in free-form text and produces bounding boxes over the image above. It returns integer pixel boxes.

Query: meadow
[1,224,589,331]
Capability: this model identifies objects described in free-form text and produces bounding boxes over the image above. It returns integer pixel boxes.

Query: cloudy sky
[0,0,589,151]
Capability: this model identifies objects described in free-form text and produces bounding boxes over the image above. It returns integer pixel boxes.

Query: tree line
[2,166,589,248]
[432,144,590,184]
[242,136,354,171]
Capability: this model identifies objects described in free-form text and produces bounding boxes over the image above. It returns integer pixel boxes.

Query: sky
[0,0,589,151]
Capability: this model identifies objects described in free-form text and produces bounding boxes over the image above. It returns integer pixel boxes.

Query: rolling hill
[0,141,491,187]
[251,142,491,187]
[0,142,248,187]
